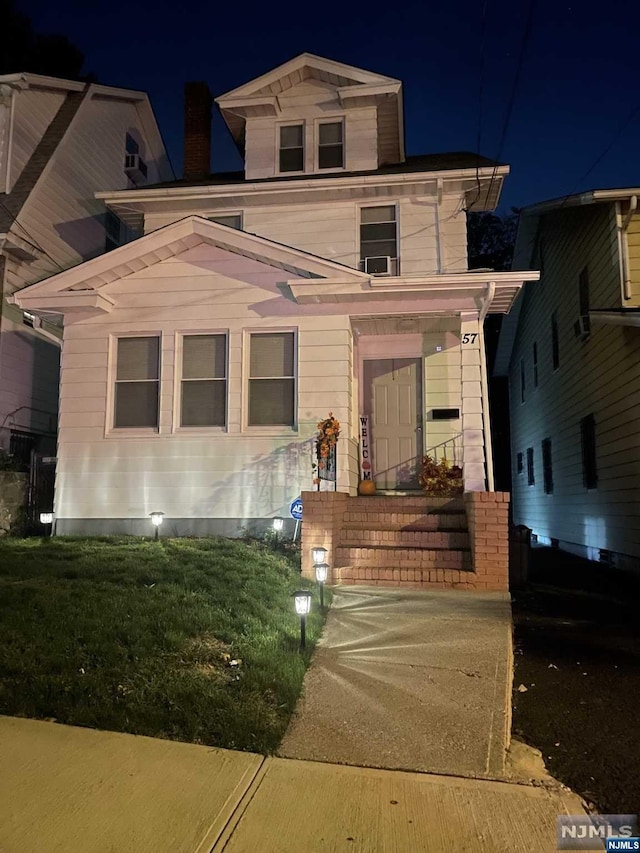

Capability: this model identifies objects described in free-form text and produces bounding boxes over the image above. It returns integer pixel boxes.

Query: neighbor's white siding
[244,79,378,180]
[55,246,356,524]
[510,203,640,564]
[5,88,65,193]
[5,93,164,295]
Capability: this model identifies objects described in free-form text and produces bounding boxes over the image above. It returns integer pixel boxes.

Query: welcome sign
[359,416,372,481]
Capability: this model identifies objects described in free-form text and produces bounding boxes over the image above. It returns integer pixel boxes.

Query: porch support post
[460,312,487,491]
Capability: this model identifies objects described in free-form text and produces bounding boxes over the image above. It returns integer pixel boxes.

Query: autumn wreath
[313,412,341,485]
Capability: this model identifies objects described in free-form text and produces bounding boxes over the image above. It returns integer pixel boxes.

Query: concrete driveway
[279,586,513,777]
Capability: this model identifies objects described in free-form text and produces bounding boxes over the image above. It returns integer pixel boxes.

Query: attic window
[318,121,344,169]
[208,214,243,230]
[279,125,304,172]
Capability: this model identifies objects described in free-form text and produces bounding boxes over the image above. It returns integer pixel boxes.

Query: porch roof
[287,271,540,314]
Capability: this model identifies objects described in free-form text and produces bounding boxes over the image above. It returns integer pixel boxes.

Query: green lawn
[0,536,329,753]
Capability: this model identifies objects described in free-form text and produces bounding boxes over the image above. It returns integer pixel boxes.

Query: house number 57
[461,333,478,345]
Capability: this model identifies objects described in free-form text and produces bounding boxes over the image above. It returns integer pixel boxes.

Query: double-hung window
[248,332,295,427]
[318,121,344,169]
[114,336,160,429]
[542,438,553,494]
[180,334,227,427]
[279,125,304,172]
[360,206,398,275]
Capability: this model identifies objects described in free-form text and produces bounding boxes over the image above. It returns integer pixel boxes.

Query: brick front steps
[301,491,510,592]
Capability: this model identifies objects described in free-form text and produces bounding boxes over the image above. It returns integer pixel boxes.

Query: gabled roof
[215,53,404,164]
[10,215,368,315]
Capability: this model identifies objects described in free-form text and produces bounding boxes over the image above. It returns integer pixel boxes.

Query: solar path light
[149,511,164,541]
[293,590,312,649]
[273,516,284,546]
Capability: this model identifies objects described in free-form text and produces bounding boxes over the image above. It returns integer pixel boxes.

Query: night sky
[18,0,640,211]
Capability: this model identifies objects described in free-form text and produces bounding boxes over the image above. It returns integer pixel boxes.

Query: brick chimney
[183,81,212,180]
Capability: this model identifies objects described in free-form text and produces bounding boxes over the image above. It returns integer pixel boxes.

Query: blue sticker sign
[289,498,303,520]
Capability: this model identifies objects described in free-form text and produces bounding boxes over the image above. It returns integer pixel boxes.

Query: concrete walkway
[0,716,586,853]
[279,586,513,777]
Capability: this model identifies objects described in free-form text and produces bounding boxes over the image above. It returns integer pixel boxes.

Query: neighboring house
[0,72,173,464]
[496,189,640,572]
[12,54,537,537]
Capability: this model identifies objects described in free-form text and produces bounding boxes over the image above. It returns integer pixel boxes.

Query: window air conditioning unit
[573,314,591,340]
[364,256,391,275]
[124,153,148,184]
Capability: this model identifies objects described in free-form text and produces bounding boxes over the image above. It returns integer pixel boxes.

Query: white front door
[364,358,423,490]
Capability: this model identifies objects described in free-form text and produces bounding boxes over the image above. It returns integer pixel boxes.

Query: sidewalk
[279,586,513,777]
[0,716,586,853]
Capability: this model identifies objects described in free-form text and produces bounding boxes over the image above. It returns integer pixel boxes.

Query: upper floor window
[248,332,296,427]
[520,359,526,403]
[526,447,535,486]
[533,341,538,388]
[105,210,140,252]
[114,336,159,429]
[279,125,304,173]
[208,213,243,230]
[125,133,139,155]
[180,334,227,427]
[360,205,398,275]
[542,438,553,494]
[318,121,344,169]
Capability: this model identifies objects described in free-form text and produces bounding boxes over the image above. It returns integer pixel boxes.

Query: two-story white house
[12,54,537,543]
[0,73,172,466]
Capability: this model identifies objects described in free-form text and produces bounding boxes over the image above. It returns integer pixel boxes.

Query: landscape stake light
[149,511,164,541]
[39,511,54,526]
[312,546,327,565]
[315,562,329,609]
[293,590,312,649]
[273,516,284,545]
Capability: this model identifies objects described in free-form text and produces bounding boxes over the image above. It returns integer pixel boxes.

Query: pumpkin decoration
[358,479,376,496]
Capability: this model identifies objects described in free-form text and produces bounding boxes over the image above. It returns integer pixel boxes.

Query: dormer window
[279,124,304,172]
[318,121,344,169]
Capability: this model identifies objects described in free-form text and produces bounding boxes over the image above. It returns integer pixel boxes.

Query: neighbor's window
[318,121,344,169]
[533,341,538,388]
[516,452,524,475]
[279,125,304,172]
[360,205,398,275]
[581,414,597,489]
[208,213,242,230]
[526,447,535,486]
[579,266,590,317]
[520,359,526,403]
[114,336,159,429]
[180,334,227,427]
[542,438,553,494]
[248,332,295,427]
[551,311,560,370]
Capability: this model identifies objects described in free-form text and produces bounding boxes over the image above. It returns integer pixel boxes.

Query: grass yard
[0,536,329,754]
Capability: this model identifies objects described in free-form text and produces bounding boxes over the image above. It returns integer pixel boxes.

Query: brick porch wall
[301,491,510,591]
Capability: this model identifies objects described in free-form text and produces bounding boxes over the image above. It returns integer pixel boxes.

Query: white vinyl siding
[248,332,295,427]
[180,334,227,427]
[114,336,159,428]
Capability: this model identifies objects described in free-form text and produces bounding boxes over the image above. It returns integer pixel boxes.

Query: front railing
[423,434,463,468]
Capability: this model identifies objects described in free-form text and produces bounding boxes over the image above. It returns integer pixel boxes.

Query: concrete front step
[334,565,477,589]
[339,529,470,549]
[335,545,472,571]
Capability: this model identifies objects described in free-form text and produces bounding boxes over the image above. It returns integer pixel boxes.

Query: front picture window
[180,334,227,427]
[114,336,159,428]
[248,332,295,426]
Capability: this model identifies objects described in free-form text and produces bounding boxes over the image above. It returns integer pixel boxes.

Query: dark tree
[467,211,518,272]
[0,0,94,81]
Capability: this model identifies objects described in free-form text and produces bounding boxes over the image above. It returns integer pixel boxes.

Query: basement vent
[430,408,460,420]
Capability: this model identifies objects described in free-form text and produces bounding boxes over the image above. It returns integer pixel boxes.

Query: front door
[364,358,423,490]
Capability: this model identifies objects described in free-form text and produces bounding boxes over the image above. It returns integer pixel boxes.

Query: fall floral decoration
[314,412,340,486]
[419,455,463,496]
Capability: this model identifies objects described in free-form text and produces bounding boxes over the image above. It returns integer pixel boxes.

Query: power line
[485,0,536,209]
